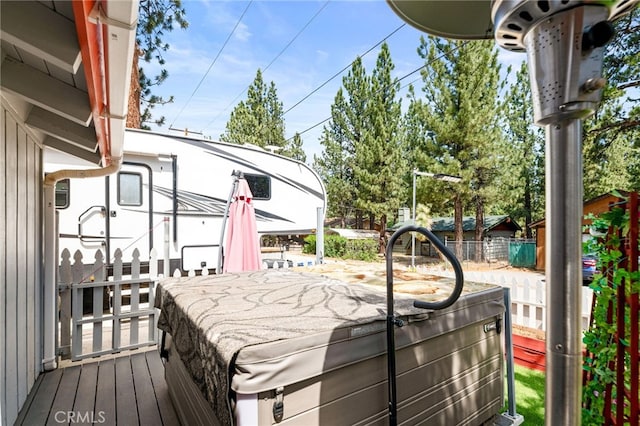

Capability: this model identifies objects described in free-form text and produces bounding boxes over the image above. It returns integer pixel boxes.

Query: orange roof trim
[72,0,111,166]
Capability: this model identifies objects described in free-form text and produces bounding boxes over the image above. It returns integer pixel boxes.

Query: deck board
[16,348,180,426]
[131,352,163,426]
[18,368,61,425]
[146,349,181,425]
[96,358,117,426]
[115,356,139,426]
[47,365,81,424]
[74,363,98,416]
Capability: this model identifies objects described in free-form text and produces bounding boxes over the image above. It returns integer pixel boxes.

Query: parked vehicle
[45,129,326,274]
[582,253,598,284]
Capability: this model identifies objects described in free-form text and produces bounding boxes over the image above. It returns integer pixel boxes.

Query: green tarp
[509,241,536,268]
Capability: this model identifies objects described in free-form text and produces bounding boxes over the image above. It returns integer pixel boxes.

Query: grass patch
[503,364,545,425]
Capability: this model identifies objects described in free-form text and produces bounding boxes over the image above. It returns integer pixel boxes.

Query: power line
[287,41,469,142]
[263,1,330,74]
[200,1,330,134]
[282,23,406,116]
[287,64,426,141]
[169,1,253,129]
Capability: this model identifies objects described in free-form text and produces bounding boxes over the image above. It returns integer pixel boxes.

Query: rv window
[118,172,143,206]
[55,179,70,209]
[245,174,270,200]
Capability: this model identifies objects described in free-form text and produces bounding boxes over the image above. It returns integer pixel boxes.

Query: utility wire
[287,41,469,141]
[287,64,427,140]
[201,1,330,134]
[282,23,406,116]
[264,1,330,74]
[169,1,253,129]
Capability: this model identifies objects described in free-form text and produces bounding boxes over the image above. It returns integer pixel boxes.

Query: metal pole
[316,207,324,265]
[217,171,242,274]
[411,169,416,268]
[502,288,520,420]
[545,120,583,425]
[163,216,170,277]
[42,184,58,371]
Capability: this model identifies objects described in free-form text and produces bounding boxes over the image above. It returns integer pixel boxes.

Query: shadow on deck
[15,347,180,426]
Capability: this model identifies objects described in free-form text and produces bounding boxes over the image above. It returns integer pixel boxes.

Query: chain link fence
[439,238,536,267]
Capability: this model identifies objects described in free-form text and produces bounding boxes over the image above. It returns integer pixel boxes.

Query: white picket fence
[57,247,161,360]
[58,245,590,360]
[427,269,593,333]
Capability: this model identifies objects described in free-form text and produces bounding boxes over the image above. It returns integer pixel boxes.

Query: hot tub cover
[154,269,501,425]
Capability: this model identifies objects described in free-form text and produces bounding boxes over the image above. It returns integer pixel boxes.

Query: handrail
[78,205,107,242]
[387,225,464,310]
[384,224,464,426]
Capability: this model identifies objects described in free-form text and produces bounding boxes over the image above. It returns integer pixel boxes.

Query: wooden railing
[582,191,639,425]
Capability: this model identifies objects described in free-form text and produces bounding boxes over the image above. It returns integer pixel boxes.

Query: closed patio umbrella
[223,178,262,273]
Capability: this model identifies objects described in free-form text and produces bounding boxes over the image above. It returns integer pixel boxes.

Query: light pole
[411,169,461,268]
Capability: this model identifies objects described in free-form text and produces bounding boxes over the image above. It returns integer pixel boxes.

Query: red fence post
[628,192,638,425]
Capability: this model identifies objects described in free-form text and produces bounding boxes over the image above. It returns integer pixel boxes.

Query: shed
[430,215,522,241]
[388,215,522,254]
[529,191,629,270]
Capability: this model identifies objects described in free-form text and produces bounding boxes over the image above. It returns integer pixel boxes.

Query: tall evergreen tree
[582,10,640,197]
[313,116,354,226]
[415,38,504,259]
[221,69,286,149]
[500,61,545,236]
[354,42,407,252]
[404,86,457,218]
[313,58,369,227]
[281,133,306,162]
[130,0,188,129]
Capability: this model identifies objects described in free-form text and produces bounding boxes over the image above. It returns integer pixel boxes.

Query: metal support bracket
[88,2,138,30]
[272,386,284,423]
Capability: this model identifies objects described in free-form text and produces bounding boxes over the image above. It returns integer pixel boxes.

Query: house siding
[1,100,43,426]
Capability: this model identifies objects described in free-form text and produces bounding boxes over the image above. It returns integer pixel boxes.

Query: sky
[145,0,527,162]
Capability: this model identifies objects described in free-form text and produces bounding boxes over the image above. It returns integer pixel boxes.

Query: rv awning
[0,0,138,165]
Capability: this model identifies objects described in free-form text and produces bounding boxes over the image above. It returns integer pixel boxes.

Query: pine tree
[221,69,287,149]
[500,61,545,236]
[415,37,505,259]
[313,126,354,226]
[281,133,307,162]
[314,58,369,227]
[354,42,407,252]
[582,10,640,197]
[404,86,457,218]
[130,0,188,129]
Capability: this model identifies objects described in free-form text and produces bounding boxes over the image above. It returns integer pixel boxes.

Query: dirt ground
[288,251,536,275]
[287,252,546,340]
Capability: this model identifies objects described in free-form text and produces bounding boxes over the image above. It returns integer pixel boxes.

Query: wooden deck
[15,347,180,425]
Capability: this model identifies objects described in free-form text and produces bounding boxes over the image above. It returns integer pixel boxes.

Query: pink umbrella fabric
[223,178,262,273]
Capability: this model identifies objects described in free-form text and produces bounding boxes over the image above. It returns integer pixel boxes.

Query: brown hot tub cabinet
[155,269,507,425]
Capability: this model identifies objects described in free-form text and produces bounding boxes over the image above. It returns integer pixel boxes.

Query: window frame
[117,171,143,206]
[55,178,71,209]
[244,173,271,200]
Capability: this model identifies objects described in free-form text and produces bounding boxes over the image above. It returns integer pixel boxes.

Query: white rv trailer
[45,128,326,274]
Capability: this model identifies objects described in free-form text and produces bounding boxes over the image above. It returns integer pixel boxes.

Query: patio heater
[387,0,638,424]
